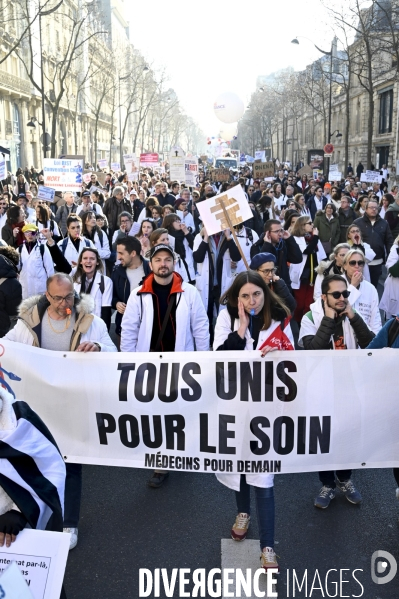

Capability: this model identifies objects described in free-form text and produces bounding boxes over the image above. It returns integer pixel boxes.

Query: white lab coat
[73,272,113,319]
[18,243,54,299]
[57,237,95,267]
[380,242,399,317]
[347,279,381,334]
[289,236,326,290]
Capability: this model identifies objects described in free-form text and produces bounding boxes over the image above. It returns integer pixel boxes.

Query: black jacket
[271,279,296,314]
[103,197,133,235]
[0,255,22,337]
[302,312,375,350]
[353,214,393,261]
[111,259,151,335]
[251,236,302,289]
[307,196,328,220]
[338,207,356,243]
[156,192,176,208]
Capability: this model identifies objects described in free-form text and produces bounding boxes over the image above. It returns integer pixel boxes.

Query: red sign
[140,153,159,167]
[323,143,334,155]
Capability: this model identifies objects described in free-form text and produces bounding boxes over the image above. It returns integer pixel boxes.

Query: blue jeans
[235,474,275,550]
[319,470,352,488]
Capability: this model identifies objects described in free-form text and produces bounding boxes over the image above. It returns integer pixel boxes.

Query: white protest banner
[111,162,120,171]
[1,341,398,475]
[197,184,252,235]
[169,155,186,181]
[82,172,92,184]
[97,158,108,170]
[255,150,266,162]
[328,171,342,181]
[37,186,55,202]
[329,164,338,172]
[43,159,83,192]
[184,158,198,187]
[360,171,383,184]
[0,158,6,181]
[0,529,70,599]
[0,562,33,598]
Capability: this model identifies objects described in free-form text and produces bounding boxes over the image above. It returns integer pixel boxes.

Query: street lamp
[27,117,42,128]
[291,36,334,175]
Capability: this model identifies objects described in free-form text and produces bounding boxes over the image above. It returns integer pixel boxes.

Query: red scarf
[12,222,25,247]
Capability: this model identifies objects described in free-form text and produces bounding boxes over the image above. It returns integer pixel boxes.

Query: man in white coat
[5,272,117,551]
[121,243,209,488]
[18,223,54,299]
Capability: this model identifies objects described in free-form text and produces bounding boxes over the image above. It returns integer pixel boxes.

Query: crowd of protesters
[0,157,398,575]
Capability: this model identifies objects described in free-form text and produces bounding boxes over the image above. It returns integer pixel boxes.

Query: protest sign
[196,184,253,236]
[210,168,230,183]
[0,529,70,599]
[329,164,338,172]
[97,158,108,170]
[360,171,383,184]
[111,162,120,171]
[169,155,186,181]
[37,186,55,202]
[297,165,313,177]
[253,161,274,179]
[255,150,266,162]
[83,172,92,184]
[140,153,159,168]
[184,158,199,187]
[328,171,342,181]
[43,159,83,192]
[1,341,399,475]
[0,158,6,180]
[124,155,139,180]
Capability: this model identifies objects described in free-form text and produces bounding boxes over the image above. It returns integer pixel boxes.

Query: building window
[379,89,393,134]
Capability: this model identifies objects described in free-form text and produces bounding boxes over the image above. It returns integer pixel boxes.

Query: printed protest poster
[124,155,139,180]
[0,562,33,598]
[140,153,159,168]
[328,171,342,181]
[111,162,120,171]
[360,171,383,184]
[83,172,92,184]
[184,158,199,187]
[255,150,266,162]
[43,159,83,192]
[169,155,186,181]
[197,184,252,235]
[0,529,70,599]
[97,158,108,170]
[37,186,55,202]
[253,161,274,179]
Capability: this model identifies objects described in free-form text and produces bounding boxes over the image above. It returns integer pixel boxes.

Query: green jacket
[313,211,340,248]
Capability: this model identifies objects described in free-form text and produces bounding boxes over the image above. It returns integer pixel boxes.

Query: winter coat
[346,278,381,334]
[5,294,117,351]
[384,201,399,240]
[54,203,79,236]
[156,192,177,207]
[353,214,393,262]
[120,272,210,352]
[367,318,399,349]
[18,242,55,299]
[313,211,340,249]
[0,255,22,337]
[111,258,151,335]
[307,195,328,220]
[379,242,399,317]
[213,307,294,492]
[338,207,356,243]
[289,236,326,290]
[298,297,375,349]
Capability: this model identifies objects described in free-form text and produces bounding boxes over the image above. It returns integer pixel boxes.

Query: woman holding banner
[213,271,294,572]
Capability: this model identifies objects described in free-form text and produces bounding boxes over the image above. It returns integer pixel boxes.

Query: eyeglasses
[258,267,277,275]
[305,222,313,226]
[270,228,283,234]
[326,290,351,299]
[348,260,365,267]
[47,292,75,304]
[350,229,360,234]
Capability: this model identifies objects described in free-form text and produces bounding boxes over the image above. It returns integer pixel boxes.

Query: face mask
[206,192,214,198]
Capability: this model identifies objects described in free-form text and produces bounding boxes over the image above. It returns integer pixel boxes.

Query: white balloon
[219,122,238,141]
[214,92,245,124]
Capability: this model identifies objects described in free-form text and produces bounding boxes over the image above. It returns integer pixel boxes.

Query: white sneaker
[63,527,78,550]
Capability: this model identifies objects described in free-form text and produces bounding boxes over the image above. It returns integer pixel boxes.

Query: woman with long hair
[295,193,311,217]
[314,243,350,299]
[137,197,159,225]
[35,202,62,243]
[135,219,157,256]
[289,215,326,322]
[90,189,105,208]
[346,223,375,282]
[81,210,111,268]
[72,247,113,329]
[162,213,195,283]
[151,205,163,228]
[297,174,309,193]
[213,271,293,573]
[313,203,340,255]
[272,182,285,210]
[2,206,26,248]
[353,196,368,218]
[13,174,29,197]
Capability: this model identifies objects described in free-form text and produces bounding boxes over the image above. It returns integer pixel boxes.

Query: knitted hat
[249,252,276,270]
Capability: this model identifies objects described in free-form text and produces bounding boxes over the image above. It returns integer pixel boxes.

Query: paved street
[64,465,399,598]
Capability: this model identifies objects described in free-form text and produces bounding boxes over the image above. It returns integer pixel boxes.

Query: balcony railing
[5,120,12,135]
[0,69,31,96]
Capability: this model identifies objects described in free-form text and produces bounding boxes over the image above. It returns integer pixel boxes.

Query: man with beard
[121,243,209,488]
[298,274,374,509]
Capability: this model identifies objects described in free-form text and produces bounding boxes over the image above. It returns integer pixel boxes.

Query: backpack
[61,237,91,255]
[96,228,104,248]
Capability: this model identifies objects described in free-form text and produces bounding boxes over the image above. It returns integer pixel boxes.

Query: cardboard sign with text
[196,184,252,235]
[297,165,313,177]
[210,168,230,183]
[253,161,274,179]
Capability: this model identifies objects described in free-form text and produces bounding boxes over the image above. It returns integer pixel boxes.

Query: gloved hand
[0,509,28,547]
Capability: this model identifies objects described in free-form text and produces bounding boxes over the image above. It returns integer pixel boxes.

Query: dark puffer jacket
[0,255,22,337]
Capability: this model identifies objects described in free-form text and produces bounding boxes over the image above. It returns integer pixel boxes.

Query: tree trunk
[344,78,350,173]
